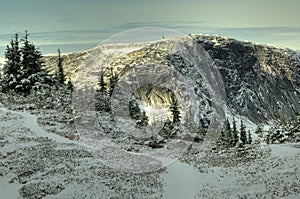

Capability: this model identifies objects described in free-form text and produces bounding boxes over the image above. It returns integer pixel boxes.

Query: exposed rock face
[43,35,300,123]
[195,35,300,122]
[42,50,88,82]
[133,84,174,107]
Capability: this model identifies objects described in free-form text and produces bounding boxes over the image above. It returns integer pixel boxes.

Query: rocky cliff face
[43,35,300,124]
[194,35,300,122]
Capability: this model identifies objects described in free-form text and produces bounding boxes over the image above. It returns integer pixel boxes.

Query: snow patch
[0,176,21,199]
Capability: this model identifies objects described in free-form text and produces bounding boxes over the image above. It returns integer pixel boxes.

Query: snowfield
[0,102,299,198]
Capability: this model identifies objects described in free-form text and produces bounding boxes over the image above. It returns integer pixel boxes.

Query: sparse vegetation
[169,95,180,124]
[108,68,119,97]
[128,98,148,127]
[56,49,65,84]
[95,71,111,112]
[217,118,252,149]
[266,114,300,144]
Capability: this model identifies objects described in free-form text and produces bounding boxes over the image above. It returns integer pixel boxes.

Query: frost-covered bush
[266,116,300,144]
[1,85,73,113]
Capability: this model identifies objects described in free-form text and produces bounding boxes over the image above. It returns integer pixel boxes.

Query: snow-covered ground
[0,104,164,198]
[0,102,299,198]
[0,176,20,199]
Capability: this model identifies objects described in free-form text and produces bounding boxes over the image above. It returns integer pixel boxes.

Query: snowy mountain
[43,35,300,124]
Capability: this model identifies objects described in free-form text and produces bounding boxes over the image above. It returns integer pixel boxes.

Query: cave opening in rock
[128,83,179,126]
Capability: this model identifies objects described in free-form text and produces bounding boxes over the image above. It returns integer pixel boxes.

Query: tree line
[217,117,252,148]
[0,31,73,95]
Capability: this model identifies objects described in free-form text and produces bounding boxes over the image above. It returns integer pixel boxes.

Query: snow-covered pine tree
[129,99,142,120]
[224,118,232,147]
[20,30,45,93]
[170,95,180,124]
[248,130,252,144]
[108,68,119,97]
[137,111,148,127]
[199,128,207,137]
[128,98,148,126]
[254,125,263,138]
[232,117,238,146]
[57,49,65,84]
[2,33,22,92]
[66,78,74,93]
[240,120,247,145]
[97,72,107,94]
[217,129,226,147]
[95,72,110,112]
[21,30,43,76]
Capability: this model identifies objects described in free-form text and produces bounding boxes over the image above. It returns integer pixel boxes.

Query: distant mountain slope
[43,35,300,123]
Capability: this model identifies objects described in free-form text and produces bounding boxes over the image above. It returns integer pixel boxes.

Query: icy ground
[0,103,299,198]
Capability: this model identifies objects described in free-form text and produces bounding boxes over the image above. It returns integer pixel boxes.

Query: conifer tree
[254,125,263,138]
[170,95,180,124]
[128,98,148,126]
[217,129,226,147]
[21,30,43,77]
[108,68,119,97]
[2,31,54,94]
[248,130,252,144]
[19,30,47,94]
[232,117,238,146]
[137,111,148,127]
[224,118,232,147]
[2,33,22,91]
[199,128,207,137]
[129,99,140,120]
[66,78,74,93]
[97,72,107,94]
[95,71,111,112]
[57,49,65,84]
[240,120,247,145]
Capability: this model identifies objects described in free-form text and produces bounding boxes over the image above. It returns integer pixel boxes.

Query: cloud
[216,26,300,36]
[115,21,206,29]
[60,18,77,25]
[212,26,300,50]
[0,21,207,47]
[0,24,299,58]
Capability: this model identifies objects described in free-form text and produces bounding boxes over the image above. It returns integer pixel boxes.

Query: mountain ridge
[43,35,300,124]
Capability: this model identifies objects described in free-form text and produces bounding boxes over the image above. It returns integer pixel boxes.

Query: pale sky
[0,0,300,57]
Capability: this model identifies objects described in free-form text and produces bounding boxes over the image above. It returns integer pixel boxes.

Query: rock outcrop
[195,35,300,122]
